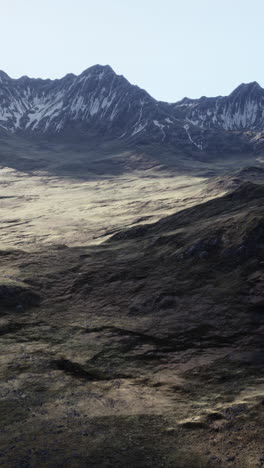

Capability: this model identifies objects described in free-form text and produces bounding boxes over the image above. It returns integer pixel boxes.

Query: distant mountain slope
[173,81,264,131]
[0,65,264,155]
[0,65,181,140]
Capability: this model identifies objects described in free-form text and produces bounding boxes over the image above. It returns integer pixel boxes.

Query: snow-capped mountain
[0,65,263,153]
[0,65,181,140]
[173,81,264,131]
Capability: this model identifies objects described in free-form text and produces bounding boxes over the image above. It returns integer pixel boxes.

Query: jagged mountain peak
[229,81,263,99]
[0,64,168,140]
[233,80,262,91]
[0,65,264,155]
[175,80,264,133]
[77,64,128,88]
[81,64,114,75]
[0,70,10,81]
[0,64,116,87]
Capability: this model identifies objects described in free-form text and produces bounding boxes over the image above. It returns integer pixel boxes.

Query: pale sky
[1,0,263,102]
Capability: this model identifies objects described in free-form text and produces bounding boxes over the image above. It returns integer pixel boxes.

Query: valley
[0,65,263,467]
[0,167,225,249]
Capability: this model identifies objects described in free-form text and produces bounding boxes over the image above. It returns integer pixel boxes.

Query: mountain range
[0,65,264,156]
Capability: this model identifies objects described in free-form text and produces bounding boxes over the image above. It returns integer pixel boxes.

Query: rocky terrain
[0,166,263,467]
[0,66,264,467]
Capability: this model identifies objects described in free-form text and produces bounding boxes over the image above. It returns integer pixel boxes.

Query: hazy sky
[1,0,263,101]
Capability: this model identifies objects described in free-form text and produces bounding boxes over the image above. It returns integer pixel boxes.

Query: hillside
[0,171,263,467]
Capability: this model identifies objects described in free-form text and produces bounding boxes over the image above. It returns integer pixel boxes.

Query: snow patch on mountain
[176,82,264,132]
[184,124,203,150]
[153,120,166,140]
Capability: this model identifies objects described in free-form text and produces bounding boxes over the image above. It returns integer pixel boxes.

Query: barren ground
[0,158,263,467]
[0,167,220,249]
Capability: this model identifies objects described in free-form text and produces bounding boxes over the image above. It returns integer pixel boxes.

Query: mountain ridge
[175,81,264,132]
[0,64,264,155]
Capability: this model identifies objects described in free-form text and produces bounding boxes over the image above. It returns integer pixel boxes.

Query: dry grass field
[0,167,221,249]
